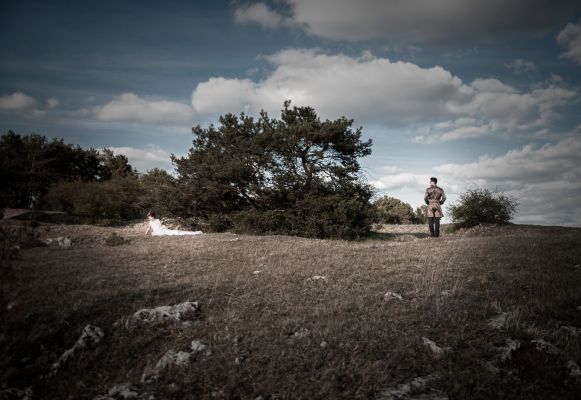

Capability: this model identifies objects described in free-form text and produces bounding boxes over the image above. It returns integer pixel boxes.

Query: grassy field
[1,215,581,399]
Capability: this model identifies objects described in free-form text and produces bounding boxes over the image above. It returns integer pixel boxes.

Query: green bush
[447,188,518,228]
[373,196,416,224]
[44,176,145,222]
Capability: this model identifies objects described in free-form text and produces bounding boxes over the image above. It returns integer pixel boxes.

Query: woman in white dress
[145,212,203,236]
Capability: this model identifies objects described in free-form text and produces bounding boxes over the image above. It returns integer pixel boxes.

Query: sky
[1,0,580,226]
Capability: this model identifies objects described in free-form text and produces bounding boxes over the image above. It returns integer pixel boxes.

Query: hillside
[1,216,580,399]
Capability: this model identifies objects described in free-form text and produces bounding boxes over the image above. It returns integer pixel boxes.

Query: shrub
[447,188,518,228]
[373,196,415,224]
[44,176,145,222]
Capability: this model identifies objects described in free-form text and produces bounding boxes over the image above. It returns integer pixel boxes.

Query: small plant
[447,188,518,228]
[104,232,130,246]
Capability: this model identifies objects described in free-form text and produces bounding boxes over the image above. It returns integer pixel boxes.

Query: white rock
[531,339,560,355]
[43,237,72,247]
[308,275,328,282]
[488,312,509,330]
[559,325,581,337]
[320,341,328,348]
[190,340,211,356]
[567,360,581,382]
[0,387,34,400]
[376,375,447,400]
[142,350,192,383]
[384,291,404,301]
[108,383,139,399]
[293,328,310,339]
[422,337,448,359]
[50,324,104,376]
[252,270,262,275]
[497,339,520,361]
[229,237,240,242]
[132,301,199,324]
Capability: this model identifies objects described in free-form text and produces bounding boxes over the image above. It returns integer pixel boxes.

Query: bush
[373,196,416,224]
[44,176,145,222]
[447,188,518,228]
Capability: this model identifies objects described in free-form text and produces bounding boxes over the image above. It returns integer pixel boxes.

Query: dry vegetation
[1,213,581,399]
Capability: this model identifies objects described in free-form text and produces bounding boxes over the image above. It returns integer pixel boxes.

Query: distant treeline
[1,103,431,238]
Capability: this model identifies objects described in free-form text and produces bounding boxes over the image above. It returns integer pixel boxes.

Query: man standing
[424,177,446,237]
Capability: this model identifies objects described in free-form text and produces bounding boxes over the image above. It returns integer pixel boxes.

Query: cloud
[108,144,175,172]
[234,2,287,29]
[0,92,46,116]
[505,59,538,75]
[93,93,195,125]
[235,0,578,42]
[191,49,576,142]
[47,98,60,109]
[372,136,581,226]
[557,20,581,65]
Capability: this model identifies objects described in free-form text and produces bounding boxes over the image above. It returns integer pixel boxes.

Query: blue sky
[1,0,580,225]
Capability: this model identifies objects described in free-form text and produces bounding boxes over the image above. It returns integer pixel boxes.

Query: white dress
[149,219,203,236]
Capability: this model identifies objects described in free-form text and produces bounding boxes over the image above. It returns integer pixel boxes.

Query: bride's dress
[149,219,202,236]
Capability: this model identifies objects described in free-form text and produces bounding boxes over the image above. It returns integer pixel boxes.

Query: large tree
[173,101,374,238]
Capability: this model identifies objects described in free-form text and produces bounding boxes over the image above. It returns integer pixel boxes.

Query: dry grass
[1,216,581,399]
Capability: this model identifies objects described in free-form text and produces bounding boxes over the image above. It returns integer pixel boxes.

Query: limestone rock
[131,301,200,324]
[50,324,104,376]
[376,375,447,400]
[384,291,404,301]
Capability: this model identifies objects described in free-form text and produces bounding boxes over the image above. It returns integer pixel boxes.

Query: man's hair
[147,211,155,218]
[430,177,438,184]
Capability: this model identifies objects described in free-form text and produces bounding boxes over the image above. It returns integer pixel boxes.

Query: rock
[308,275,328,282]
[497,339,520,361]
[488,312,509,330]
[384,291,404,301]
[440,290,451,296]
[252,270,262,275]
[229,237,240,242]
[43,237,72,247]
[50,324,104,376]
[107,383,139,399]
[131,301,200,324]
[567,360,581,383]
[93,383,155,400]
[293,328,310,339]
[142,340,210,383]
[376,375,447,400]
[422,337,449,359]
[0,387,34,400]
[559,325,581,337]
[142,350,192,383]
[190,340,211,356]
[320,341,328,348]
[531,339,560,355]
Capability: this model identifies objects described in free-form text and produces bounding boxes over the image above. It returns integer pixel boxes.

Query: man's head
[147,211,155,220]
[430,177,438,187]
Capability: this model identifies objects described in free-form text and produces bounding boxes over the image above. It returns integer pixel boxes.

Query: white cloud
[191,49,576,142]
[0,92,46,117]
[372,136,581,226]
[0,92,37,111]
[108,144,175,172]
[47,98,60,109]
[557,20,581,65]
[93,93,195,125]
[234,2,287,29]
[505,59,538,75]
[236,0,577,42]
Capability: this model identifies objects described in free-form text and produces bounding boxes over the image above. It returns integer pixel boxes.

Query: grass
[1,217,581,399]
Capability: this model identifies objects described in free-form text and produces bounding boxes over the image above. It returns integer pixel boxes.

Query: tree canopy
[172,101,375,238]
